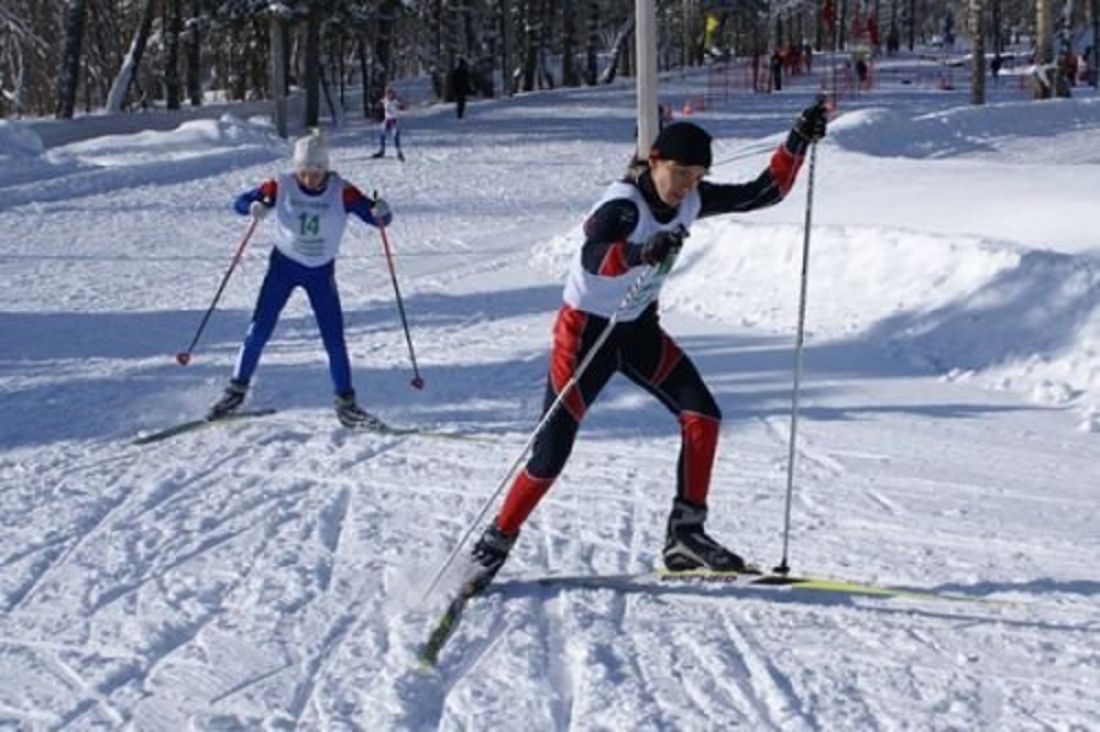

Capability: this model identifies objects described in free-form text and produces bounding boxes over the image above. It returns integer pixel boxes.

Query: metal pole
[774,142,819,576]
[636,0,659,157]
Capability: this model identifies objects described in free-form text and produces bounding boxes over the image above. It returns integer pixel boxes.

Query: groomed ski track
[2,68,1099,729]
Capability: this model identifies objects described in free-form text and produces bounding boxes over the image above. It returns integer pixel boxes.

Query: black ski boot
[397,150,405,162]
[464,523,518,595]
[208,379,248,419]
[371,149,385,159]
[663,498,749,572]
[334,391,386,430]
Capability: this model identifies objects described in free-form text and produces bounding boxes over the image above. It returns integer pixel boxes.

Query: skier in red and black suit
[466,101,829,592]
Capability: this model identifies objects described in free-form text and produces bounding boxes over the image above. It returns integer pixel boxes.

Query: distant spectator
[449,58,470,119]
[886,26,900,56]
[854,56,870,88]
[991,54,1003,82]
[770,50,783,91]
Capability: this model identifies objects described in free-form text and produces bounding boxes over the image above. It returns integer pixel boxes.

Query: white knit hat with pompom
[292,133,329,171]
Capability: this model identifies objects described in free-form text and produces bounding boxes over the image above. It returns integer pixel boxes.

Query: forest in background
[1,0,1096,126]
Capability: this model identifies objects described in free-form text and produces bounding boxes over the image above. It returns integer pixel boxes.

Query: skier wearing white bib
[209,133,394,428]
[466,103,829,592]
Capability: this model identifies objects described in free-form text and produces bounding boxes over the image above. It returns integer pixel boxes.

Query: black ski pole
[374,202,424,390]
[774,140,819,576]
[176,216,259,365]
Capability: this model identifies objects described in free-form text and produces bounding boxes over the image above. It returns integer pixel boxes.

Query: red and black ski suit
[495,129,811,535]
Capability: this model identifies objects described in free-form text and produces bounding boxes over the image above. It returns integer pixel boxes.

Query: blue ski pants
[232,248,353,395]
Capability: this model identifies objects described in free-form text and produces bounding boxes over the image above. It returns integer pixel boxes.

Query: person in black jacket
[463,101,830,594]
[449,58,470,119]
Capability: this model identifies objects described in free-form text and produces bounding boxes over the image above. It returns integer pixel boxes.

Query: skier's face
[651,159,706,206]
[296,168,327,191]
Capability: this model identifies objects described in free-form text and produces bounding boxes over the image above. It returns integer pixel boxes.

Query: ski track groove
[5,438,268,614]
[90,480,313,612]
[719,611,820,731]
[536,537,575,731]
[5,458,147,614]
[262,438,411,725]
[7,433,408,722]
[280,607,360,728]
[106,492,312,721]
[609,593,666,725]
[758,415,847,478]
[681,608,778,728]
[44,649,127,728]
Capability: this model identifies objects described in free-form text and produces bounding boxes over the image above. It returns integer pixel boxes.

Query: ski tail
[131,408,277,445]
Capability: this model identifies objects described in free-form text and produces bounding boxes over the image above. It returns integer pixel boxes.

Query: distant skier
[209,132,394,428]
[464,102,829,593]
[371,88,404,161]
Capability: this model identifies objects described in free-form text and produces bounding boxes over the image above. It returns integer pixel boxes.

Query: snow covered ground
[1,58,1098,729]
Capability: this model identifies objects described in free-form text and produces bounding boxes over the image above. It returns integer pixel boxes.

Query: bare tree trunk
[1092,0,1099,89]
[521,0,538,91]
[1054,0,1074,96]
[271,14,288,137]
[184,0,202,106]
[105,0,157,113]
[585,0,599,84]
[304,8,321,127]
[1035,0,1053,98]
[164,0,182,110]
[501,0,515,95]
[970,0,985,104]
[55,0,87,119]
[561,0,578,86]
[357,36,373,118]
[600,17,635,84]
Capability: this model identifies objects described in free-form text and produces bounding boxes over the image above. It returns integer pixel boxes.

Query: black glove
[637,227,686,266]
[794,98,828,142]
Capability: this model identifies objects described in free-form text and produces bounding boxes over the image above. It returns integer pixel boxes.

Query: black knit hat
[651,122,712,168]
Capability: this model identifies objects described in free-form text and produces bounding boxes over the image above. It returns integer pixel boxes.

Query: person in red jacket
[464,100,830,593]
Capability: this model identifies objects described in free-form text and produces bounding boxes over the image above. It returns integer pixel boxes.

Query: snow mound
[0,119,45,158]
[671,219,1100,424]
[831,98,1100,162]
[58,114,283,167]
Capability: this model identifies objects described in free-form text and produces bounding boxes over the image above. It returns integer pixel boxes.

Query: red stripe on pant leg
[652,334,683,385]
[497,469,556,534]
[680,411,720,505]
[549,305,588,422]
